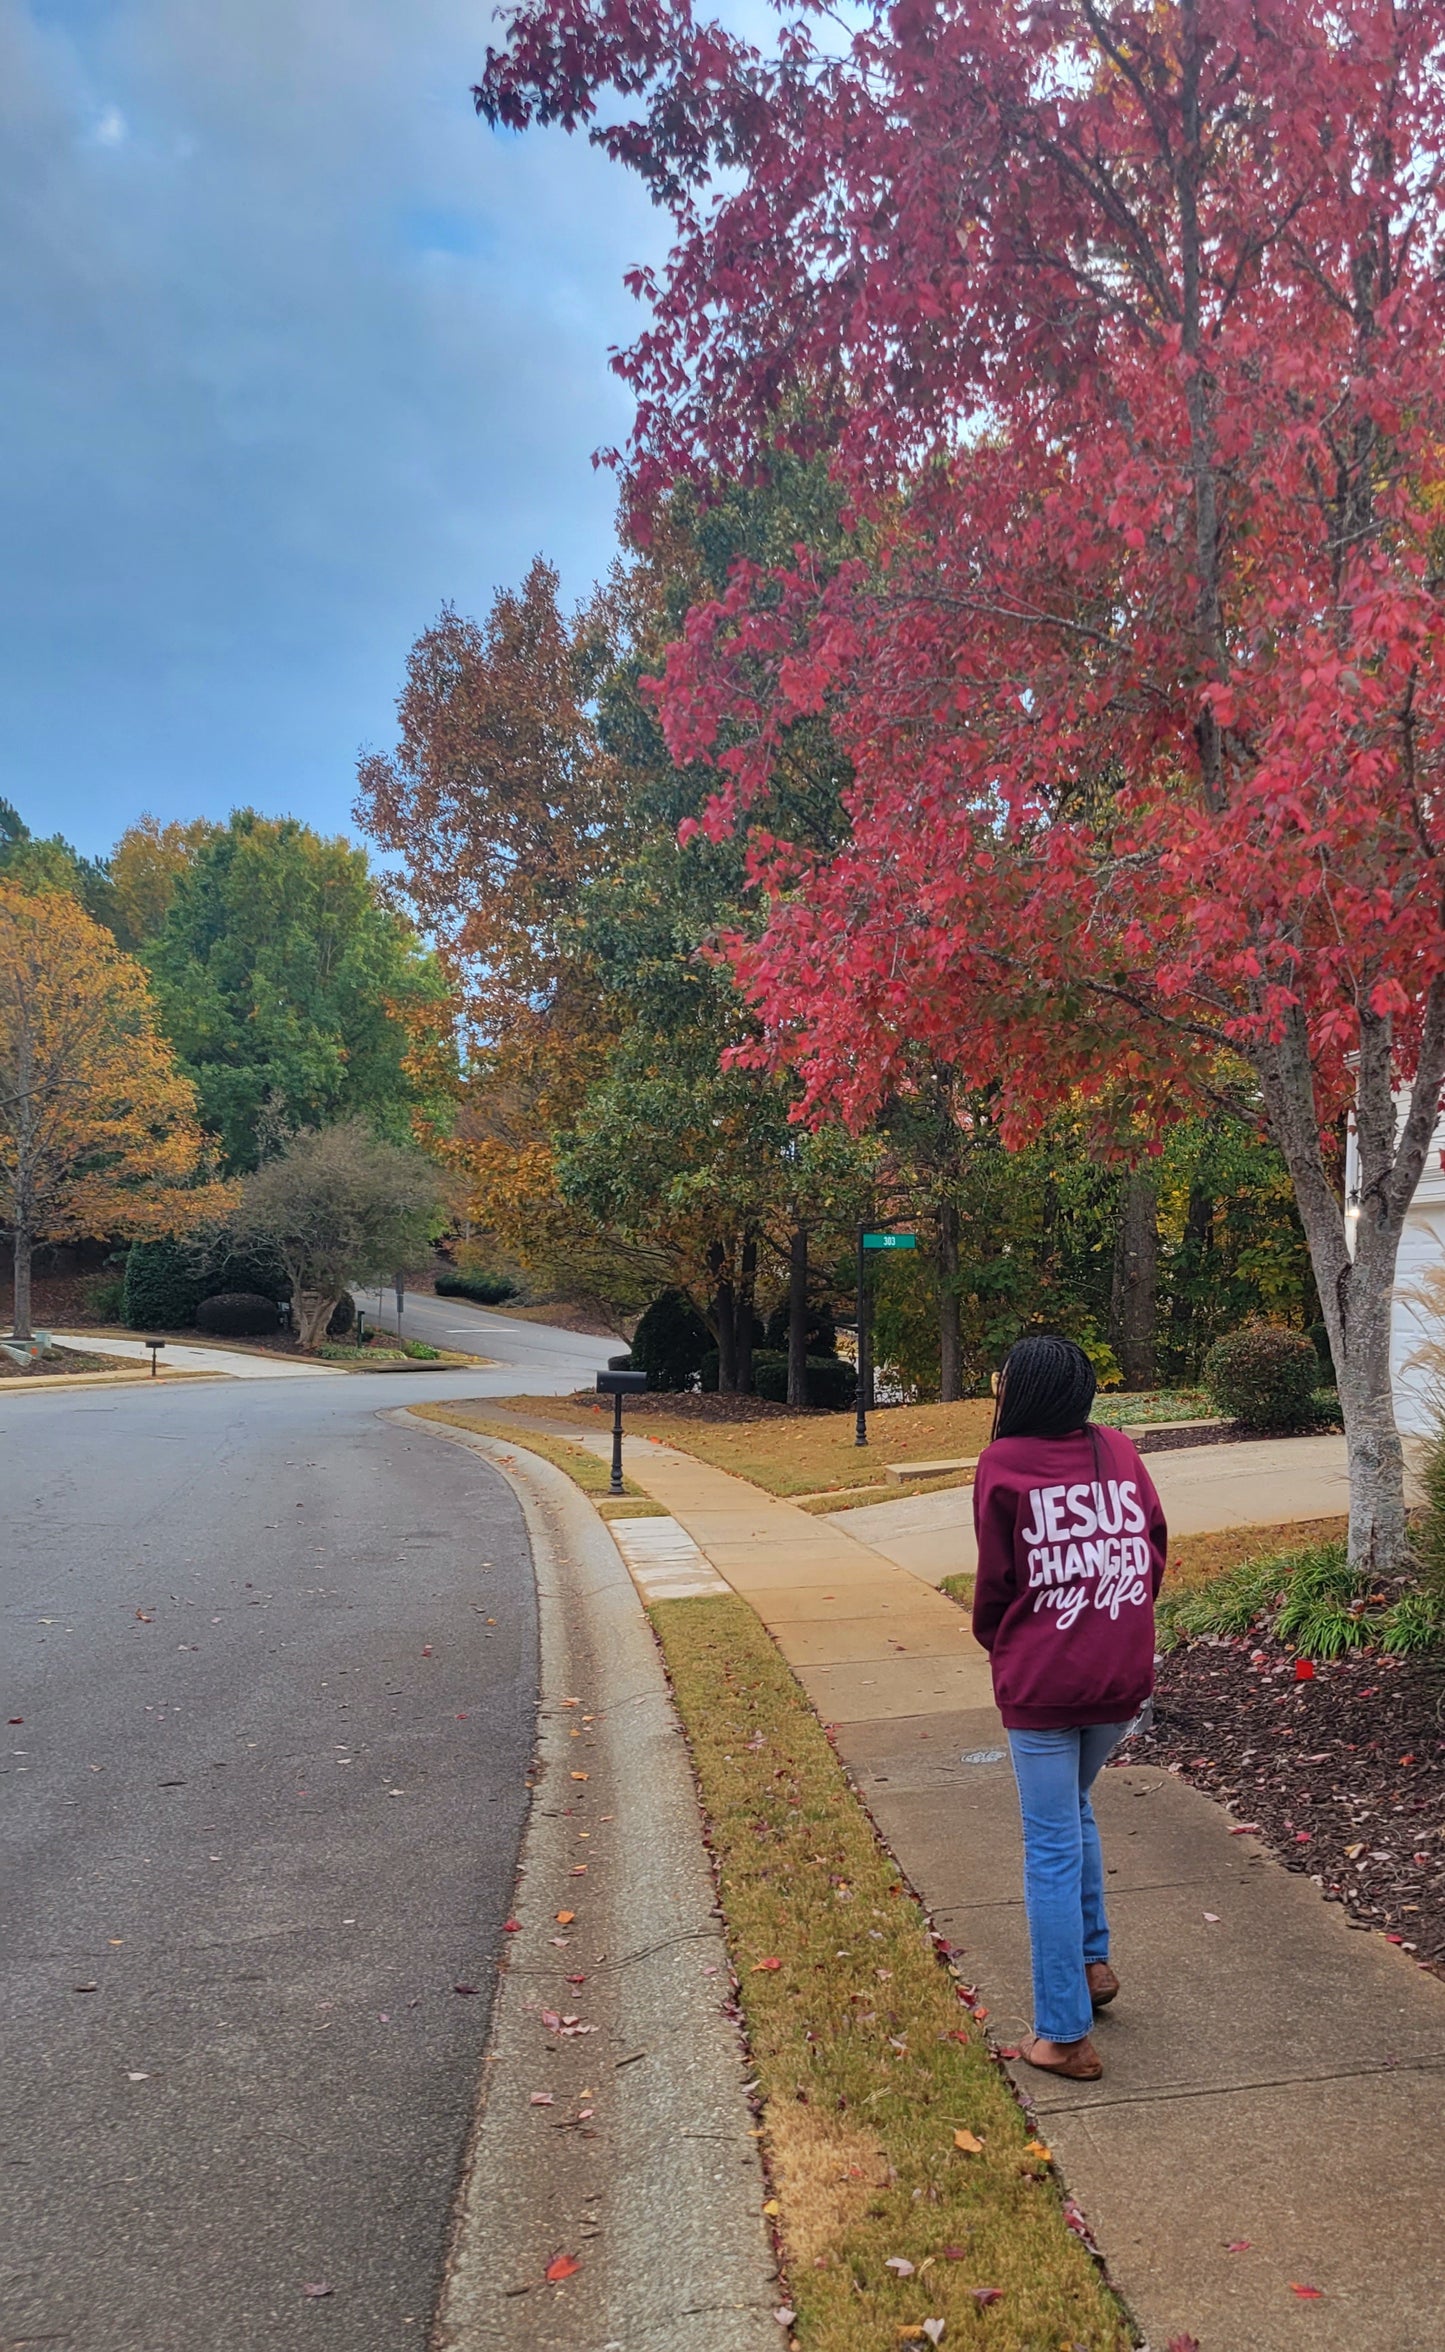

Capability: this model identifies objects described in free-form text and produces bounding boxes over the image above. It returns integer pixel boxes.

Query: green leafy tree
[0,798,120,933]
[142,810,450,1171]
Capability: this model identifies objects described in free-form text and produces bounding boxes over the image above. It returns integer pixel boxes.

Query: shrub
[327,1292,356,1339]
[195,1291,282,1337]
[752,1350,858,1411]
[435,1271,519,1305]
[1416,1418,1445,1600]
[123,1239,201,1330]
[630,1288,712,1390]
[201,1243,289,1305]
[1202,1321,1321,1431]
[85,1274,127,1323]
[763,1298,838,1357]
[402,1338,439,1360]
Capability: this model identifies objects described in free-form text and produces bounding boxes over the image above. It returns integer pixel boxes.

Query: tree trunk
[787,1226,809,1409]
[937,1197,962,1403]
[11,1224,32,1341]
[737,1229,758,1395]
[298,1290,341,1352]
[1110,1174,1158,1388]
[708,1240,738,1393]
[1255,986,1445,1571]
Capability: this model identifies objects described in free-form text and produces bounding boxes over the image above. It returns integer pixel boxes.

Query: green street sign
[863,1232,917,1250]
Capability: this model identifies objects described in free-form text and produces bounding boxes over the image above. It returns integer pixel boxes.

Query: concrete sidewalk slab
[53,1331,333,1379]
[833,1431,1354,1584]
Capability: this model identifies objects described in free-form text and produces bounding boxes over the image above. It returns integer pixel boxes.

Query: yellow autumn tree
[0,884,232,1338]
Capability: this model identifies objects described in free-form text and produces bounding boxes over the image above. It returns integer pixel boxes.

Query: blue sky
[0,0,676,858]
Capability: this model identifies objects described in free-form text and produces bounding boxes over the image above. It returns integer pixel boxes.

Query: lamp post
[596,1367,648,1495]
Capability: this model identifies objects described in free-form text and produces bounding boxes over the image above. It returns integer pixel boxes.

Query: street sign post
[854,1227,919,1445]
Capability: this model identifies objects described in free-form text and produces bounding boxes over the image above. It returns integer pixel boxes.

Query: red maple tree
[478,0,1445,1567]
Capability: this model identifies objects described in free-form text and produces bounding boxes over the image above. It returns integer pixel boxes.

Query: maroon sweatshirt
[971,1424,1167,1730]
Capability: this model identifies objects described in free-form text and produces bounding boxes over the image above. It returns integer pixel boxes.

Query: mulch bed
[1135,1418,1341,1455]
[566,1386,800,1422]
[1128,1636,1445,1979]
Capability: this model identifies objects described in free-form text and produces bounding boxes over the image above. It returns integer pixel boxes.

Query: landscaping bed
[0,1342,137,1379]
[1130,1637,1445,1980]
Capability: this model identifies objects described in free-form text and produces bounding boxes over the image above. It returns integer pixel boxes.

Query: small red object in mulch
[1127,1638,1443,1979]
[1294,1658,1315,1682]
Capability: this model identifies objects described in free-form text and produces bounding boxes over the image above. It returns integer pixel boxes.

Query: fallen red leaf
[1294,1659,1315,1682]
[1290,2283,1324,2299]
[751,1956,783,1972]
[971,2287,1003,2306]
[1225,2239,1251,2252]
[503,1919,522,1934]
[453,1983,480,1996]
[1165,2336,1200,2352]
[545,2253,581,2282]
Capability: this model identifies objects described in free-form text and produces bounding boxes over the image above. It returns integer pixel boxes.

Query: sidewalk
[593,1427,1445,2352]
[828,1432,1352,1586]
[52,1331,334,1379]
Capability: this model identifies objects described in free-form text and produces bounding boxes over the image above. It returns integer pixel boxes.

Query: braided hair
[991,1334,1097,1443]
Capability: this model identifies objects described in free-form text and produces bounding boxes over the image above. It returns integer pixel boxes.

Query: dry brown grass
[408,1402,651,1500]
[489,1389,999,1498]
[650,1592,1133,2352]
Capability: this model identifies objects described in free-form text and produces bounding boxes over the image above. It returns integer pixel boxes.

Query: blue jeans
[1006,1723,1130,2044]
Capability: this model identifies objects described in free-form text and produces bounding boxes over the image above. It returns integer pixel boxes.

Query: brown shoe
[1022,2034,1103,2080]
[1086,1961,1119,2009]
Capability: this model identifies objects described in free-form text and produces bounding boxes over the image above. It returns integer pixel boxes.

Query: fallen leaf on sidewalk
[1164,2336,1200,2351]
[1202,1912,1220,1923]
[301,2282,334,2299]
[1289,2283,1324,2299]
[544,2253,580,2282]
[555,1911,575,1925]
[571,1771,589,1781]
[529,2092,554,2106]
[1225,2239,1251,2252]
[503,1918,522,1933]
[953,2130,984,2154]
[453,1983,480,1996]
[774,2309,795,2329]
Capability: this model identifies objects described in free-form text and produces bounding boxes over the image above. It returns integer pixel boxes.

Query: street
[1,1320,610,2350]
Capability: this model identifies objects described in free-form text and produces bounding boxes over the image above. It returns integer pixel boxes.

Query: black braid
[990,1334,1097,1443]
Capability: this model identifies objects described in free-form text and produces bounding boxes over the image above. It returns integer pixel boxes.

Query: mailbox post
[596,1367,648,1494]
[144,1337,166,1378]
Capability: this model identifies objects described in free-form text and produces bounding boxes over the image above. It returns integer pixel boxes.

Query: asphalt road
[2,1327,611,2351]
[356,1284,624,1375]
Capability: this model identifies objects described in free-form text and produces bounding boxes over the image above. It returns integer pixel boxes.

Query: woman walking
[972,1335,1167,2081]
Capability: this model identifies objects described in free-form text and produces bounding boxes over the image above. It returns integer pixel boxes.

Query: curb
[400,1411,778,2352]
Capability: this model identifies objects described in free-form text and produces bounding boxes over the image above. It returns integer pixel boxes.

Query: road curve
[0,1319,609,2351]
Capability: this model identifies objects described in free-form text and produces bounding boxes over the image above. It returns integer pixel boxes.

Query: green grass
[649,1593,1133,2352]
[1156,1532,1445,1657]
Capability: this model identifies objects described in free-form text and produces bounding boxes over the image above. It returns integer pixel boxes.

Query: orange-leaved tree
[0,884,232,1338]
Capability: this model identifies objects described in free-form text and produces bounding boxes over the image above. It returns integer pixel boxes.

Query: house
[1345,1097,1445,1439]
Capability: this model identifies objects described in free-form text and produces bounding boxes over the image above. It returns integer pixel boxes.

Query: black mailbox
[596,1366,648,1493]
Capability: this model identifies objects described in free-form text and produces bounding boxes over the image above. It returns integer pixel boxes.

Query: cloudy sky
[0,0,678,858]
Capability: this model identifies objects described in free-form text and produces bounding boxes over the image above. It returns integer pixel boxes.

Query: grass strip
[411,1401,651,1501]
[648,1592,1132,2352]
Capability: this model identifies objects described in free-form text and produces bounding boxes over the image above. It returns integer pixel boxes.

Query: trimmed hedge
[630,1288,711,1391]
[435,1271,519,1305]
[123,1239,201,1330]
[1202,1321,1322,1432]
[196,1291,282,1337]
[752,1350,858,1411]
